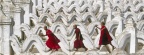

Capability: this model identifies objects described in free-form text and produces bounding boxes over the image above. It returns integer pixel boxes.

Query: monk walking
[96,22,114,53]
[42,26,60,51]
[73,25,87,51]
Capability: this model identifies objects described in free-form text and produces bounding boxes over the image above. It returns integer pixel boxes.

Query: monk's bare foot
[52,49,56,52]
[85,48,88,51]
[75,49,78,51]
[96,47,100,50]
[48,49,52,51]
[55,49,59,51]
[112,46,115,50]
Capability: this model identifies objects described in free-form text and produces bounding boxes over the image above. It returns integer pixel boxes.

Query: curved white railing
[6,0,144,55]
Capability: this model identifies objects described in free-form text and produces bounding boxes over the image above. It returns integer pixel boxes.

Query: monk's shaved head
[44,26,47,30]
[73,24,77,29]
[101,22,105,25]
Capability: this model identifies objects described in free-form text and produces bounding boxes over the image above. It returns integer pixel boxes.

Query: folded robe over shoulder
[99,26,112,45]
[74,28,85,49]
[46,29,60,50]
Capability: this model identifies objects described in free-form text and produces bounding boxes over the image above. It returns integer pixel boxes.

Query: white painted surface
[0,0,144,55]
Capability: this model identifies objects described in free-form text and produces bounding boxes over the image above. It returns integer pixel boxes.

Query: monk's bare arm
[95,25,100,29]
[101,27,106,31]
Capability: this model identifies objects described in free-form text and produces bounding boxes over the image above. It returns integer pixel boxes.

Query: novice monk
[42,26,60,51]
[96,22,114,53]
[73,25,87,51]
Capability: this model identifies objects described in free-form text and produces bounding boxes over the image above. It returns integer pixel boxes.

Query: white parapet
[1,0,144,55]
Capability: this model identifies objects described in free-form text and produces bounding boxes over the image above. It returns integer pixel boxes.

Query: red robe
[99,26,112,45]
[46,29,60,50]
[74,28,85,49]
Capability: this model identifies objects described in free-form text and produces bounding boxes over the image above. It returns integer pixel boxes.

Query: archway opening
[124,42,130,53]
[85,18,92,26]
[127,8,131,12]
[137,43,143,51]
[29,45,40,54]
[21,31,27,42]
[112,28,117,37]
[30,19,35,28]
[38,30,47,42]
[10,46,15,55]
[140,8,144,12]
[44,18,50,26]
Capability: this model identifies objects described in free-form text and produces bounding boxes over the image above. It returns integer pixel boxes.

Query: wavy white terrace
[0,0,144,55]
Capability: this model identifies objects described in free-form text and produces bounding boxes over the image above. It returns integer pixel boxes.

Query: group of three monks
[41,22,114,53]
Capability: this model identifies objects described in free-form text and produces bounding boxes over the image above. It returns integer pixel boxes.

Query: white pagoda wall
[0,0,144,55]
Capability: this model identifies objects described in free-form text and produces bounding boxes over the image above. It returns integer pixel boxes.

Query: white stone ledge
[0,22,12,25]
